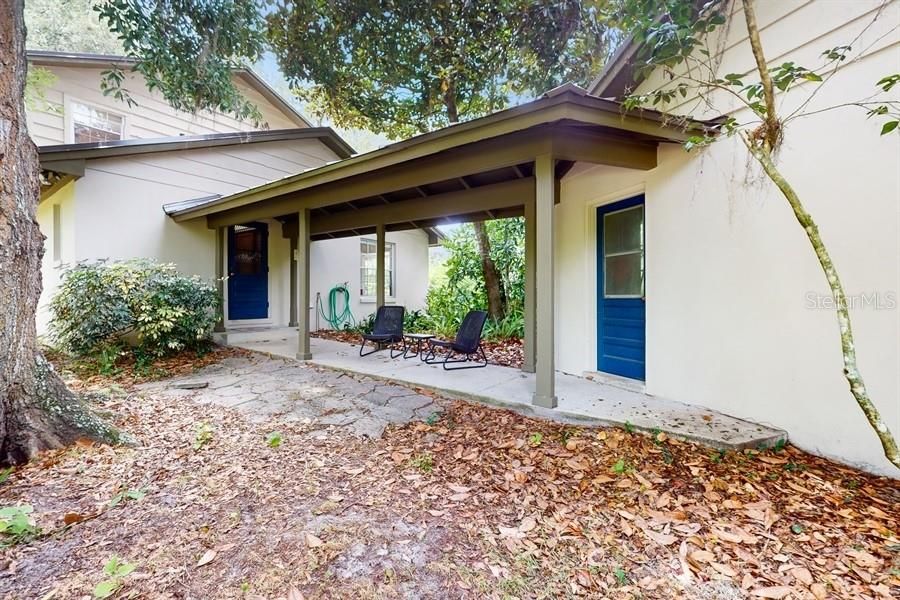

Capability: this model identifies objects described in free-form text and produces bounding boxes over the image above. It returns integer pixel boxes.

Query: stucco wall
[310,230,431,330]
[36,180,77,335]
[36,139,430,337]
[557,1,899,475]
[36,138,341,332]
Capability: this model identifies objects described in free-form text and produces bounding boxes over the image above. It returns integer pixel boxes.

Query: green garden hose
[316,283,356,330]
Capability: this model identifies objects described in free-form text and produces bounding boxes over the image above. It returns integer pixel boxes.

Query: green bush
[50,260,219,359]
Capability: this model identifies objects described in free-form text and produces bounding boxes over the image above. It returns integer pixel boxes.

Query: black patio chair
[424,310,489,370]
[359,305,406,358]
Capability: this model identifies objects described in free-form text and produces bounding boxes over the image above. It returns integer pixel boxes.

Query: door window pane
[233,225,263,275]
[603,205,644,297]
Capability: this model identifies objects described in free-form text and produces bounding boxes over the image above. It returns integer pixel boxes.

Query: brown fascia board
[38,128,355,163]
[26,50,313,128]
[589,0,714,99]
[588,35,642,98]
[168,90,721,221]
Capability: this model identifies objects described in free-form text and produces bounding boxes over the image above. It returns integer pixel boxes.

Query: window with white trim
[360,238,395,298]
[69,100,125,143]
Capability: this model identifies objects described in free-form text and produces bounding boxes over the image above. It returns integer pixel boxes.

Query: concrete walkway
[232,334,786,450]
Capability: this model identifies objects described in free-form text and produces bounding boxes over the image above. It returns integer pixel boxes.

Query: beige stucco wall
[558,0,900,475]
[26,64,301,146]
[36,180,77,335]
[309,230,431,330]
[36,139,431,337]
[36,138,341,332]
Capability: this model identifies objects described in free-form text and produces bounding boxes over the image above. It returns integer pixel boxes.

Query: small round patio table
[403,333,435,360]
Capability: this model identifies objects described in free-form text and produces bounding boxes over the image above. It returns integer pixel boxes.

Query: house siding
[558,0,900,475]
[26,64,301,146]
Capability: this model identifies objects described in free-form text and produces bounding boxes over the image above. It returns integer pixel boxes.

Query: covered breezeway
[168,86,711,409]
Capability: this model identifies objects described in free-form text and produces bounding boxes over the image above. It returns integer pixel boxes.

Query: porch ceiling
[169,90,716,237]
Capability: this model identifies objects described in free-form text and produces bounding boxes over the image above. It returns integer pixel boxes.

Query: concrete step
[214,326,297,345]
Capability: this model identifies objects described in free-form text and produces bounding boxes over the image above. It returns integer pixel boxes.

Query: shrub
[50,260,219,359]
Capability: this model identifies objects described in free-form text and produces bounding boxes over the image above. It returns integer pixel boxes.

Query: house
[30,50,433,336]
[158,1,898,475]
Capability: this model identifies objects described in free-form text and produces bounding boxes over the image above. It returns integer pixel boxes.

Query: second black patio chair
[359,305,406,357]
[424,310,489,370]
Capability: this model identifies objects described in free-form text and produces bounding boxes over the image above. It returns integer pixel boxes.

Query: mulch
[312,329,524,369]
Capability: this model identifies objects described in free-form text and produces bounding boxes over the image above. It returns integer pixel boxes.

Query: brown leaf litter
[0,351,897,599]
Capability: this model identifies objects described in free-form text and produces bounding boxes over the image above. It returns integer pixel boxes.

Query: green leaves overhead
[94,0,267,124]
[266,0,611,138]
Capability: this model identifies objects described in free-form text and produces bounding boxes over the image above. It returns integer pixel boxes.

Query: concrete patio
[228,331,786,450]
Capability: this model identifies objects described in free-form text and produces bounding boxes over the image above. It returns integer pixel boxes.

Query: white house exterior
[30,51,431,335]
[563,0,899,475]
[164,0,899,477]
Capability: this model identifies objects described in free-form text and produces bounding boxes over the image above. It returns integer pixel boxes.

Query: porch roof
[170,87,716,239]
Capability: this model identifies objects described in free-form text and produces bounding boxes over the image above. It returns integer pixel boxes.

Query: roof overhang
[169,90,716,237]
[38,127,354,165]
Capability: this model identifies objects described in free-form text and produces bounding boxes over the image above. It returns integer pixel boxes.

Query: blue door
[597,196,645,380]
[228,223,268,320]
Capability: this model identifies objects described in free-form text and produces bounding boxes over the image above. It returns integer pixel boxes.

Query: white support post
[533,154,557,408]
[376,224,386,309]
[296,209,312,360]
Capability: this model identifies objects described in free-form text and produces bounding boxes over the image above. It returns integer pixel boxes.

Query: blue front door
[597,196,646,380]
[228,223,268,320]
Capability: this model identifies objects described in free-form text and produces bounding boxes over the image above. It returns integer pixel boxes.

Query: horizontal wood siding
[635,0,898,119]
[26,64,303,146]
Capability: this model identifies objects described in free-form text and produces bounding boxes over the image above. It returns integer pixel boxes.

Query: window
[69,100,124,143]
[602,205,644,298]
[360,238,395,298]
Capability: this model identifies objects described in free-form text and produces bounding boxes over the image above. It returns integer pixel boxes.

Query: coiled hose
[316,283,356,330]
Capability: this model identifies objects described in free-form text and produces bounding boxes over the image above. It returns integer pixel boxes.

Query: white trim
[63,93,128,144]
[582,183,646,378]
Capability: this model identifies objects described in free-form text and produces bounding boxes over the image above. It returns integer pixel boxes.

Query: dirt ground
[1,351,898,599]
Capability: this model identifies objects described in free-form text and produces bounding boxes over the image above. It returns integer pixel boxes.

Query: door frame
[224,221,273,325]
[583,184,647,385]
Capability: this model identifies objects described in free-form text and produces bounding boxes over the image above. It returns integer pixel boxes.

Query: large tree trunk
[472,221,507,321]
[0,0,119,466]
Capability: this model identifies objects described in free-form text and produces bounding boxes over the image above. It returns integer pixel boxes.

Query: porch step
[214,326,297,345]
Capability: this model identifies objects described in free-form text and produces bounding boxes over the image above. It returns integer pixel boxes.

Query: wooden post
[288,232,298,328]
[376,223,386,309]
[533,154,557,408]
[523,195,536,373]
[296,209,312,360]
[214,226,226,332]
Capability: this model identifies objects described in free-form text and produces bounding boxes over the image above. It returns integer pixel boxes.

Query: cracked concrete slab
[136,353,441,438]
[231,335,787,450]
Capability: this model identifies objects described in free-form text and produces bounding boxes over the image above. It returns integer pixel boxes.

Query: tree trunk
[441,91,507,321]
[472,221,507,321]
[0,0,119,466]
[738,0,898,469]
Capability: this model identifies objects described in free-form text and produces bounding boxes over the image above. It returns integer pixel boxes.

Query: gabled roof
[26,49,313,129]
[38,127,355,166]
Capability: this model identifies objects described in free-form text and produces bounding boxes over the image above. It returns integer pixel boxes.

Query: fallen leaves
[195,549,216,567]
[0,351,897,600]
